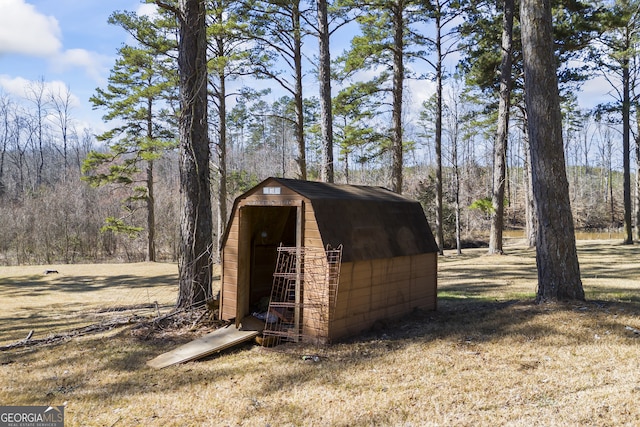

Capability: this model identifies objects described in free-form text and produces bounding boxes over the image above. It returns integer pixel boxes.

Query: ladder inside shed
[263,244,342,344]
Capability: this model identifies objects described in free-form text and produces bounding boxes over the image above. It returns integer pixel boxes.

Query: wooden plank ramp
[146,316,264,369]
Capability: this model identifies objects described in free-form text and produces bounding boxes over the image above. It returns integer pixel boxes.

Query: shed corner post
[294,201,304,342]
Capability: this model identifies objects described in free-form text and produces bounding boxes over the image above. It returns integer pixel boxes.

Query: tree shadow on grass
[0,271,220,343]
[440,240,640,301]
[574,241,640,280]
[586,285,640,304]
[0,271,181,344]
[0,274,179,297]
[5,293,639,427]
[246,294,640,396]
[4,240,640,422]
[4,328,264,408]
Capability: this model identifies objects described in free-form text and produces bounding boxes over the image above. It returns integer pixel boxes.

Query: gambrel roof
[222,177,438,263]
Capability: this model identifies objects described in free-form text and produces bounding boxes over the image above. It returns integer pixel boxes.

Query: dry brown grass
[1,240,640,426]
[0,263,180,346]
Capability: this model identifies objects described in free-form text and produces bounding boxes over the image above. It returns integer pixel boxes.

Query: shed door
[236,204,303,322]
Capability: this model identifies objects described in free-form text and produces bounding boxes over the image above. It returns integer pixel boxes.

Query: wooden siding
[302,206,324,249]
[220,206,240,320]
[329,253,437,341]
[300,244,331,343]
[220,187,325,323]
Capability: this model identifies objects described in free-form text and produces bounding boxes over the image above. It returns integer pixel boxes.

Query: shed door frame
[235,200,304,326]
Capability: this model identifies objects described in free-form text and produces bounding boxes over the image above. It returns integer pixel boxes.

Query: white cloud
[0,75,32,97]
[50,48,110,84]
[0,0,62,56]
[579,75,613,110]
[137,2,159,18]
[0,1,111,85]
[0,74,80,108]
[406,79,436,117]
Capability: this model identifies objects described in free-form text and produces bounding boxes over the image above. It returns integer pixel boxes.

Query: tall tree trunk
[146,160,156,262]
[391,0,404,194]
[146,96,156,263]
[176,0,213,308]
[210,6,229,259]
[29,78,47,189]
[636,145,640,239]
[293,0,307,180]
[317,0,334,183]
[216,65,228,259]
[434,13,444,255]
[1,99,9,198]
[489,0,514,255]
[522,122,537,248]
[622,60,633,244]
[521,0,584,302]
[453,132,462,255]
[636,112,640,240]
[608,153,614,225]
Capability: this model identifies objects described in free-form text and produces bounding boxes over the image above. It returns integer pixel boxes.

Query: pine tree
[155,0,214,308]
[338,0,428,193]
[206,0,257,254]
[246,0,310,179]
[83,22,177,262]
[590,0,640,245]
[316,0,334,182]
[521,0,584,302]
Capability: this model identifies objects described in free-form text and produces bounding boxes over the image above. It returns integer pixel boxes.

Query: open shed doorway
[238,204,301,320]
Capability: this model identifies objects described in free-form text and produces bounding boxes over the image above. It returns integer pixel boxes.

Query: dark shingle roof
[226,177,439,262]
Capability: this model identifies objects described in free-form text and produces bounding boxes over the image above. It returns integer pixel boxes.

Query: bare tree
[636,109,640,239]
[0,93,11,198]
[445,84,463,254]
[49,84,74,176]
[8,111,30,196]
[25,77,52,188]
[521,120,536,248]
[423,0,462,252]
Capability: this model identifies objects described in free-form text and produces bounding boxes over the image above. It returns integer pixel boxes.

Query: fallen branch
[152,308,185,324]
[0,317,137,351]
[190,310,208,331]
[96,303,164,313]
[2,304,216,351]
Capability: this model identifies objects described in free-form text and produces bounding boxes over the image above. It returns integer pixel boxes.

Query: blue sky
[0,0,609,139]
[0,0,150,133]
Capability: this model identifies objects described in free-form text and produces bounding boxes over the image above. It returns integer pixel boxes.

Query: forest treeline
[0,0,637,265]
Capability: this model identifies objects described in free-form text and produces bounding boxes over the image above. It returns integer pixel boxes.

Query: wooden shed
[219,177,438,344]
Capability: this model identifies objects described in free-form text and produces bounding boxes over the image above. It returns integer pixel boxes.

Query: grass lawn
[0,262,181,346]
[1,240,639,426]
